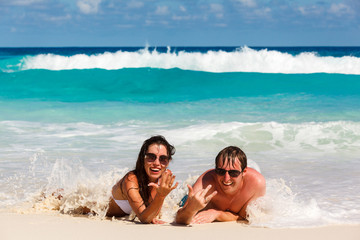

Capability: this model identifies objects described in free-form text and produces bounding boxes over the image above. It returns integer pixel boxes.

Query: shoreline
[1,212,359,240]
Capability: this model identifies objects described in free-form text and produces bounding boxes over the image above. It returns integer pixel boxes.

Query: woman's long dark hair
[133,135,175,206]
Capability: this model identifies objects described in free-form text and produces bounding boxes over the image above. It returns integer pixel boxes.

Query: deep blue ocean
[0,46,359,227]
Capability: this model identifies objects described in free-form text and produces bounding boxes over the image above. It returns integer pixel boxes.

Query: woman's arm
[124,171,177,223]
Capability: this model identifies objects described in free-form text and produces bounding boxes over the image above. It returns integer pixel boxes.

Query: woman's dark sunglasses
[215,168,242,178]
[145,153,169,165]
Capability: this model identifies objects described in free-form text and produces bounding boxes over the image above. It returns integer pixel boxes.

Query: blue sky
[0,0,359,46]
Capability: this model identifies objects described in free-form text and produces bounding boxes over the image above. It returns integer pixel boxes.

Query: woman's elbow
[138,216,153,224]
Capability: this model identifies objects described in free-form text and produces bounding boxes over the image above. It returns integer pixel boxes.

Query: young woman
[106,135,178,223]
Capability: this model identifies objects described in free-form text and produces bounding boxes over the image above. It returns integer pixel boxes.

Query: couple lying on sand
[106,135,266,224]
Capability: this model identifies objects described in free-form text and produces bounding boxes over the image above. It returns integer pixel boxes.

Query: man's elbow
[175,215,190,225]
[175,210,192,225]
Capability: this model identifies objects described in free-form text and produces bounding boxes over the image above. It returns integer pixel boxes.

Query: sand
[1,212,359,240]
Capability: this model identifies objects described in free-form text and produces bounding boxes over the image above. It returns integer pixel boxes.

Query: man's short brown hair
[215,146,247,171]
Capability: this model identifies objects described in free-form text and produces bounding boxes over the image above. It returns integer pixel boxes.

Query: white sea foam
[160,121,360,154]
[12,167,352,227]
[1,120,359,226]
[246,178,344,228]
[1,120,360,161]
[17,47,360,74]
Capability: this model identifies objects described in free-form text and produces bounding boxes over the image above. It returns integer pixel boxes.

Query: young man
[176,146,266,225]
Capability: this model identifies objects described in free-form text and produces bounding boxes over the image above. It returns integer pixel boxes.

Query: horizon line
[1,45,360,48]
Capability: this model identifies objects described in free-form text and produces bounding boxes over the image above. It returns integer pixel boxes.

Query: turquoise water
[1,69,360,123]
[0,46,359,227]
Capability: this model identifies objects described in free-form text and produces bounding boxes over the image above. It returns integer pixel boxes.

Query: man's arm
[191,168,266,224]
[176,171,218,225]
[175,184,217,225]
[190,208,242,224]
[238,173,266,219]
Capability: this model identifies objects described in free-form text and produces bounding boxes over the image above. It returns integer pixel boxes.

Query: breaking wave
[10,47,360,74]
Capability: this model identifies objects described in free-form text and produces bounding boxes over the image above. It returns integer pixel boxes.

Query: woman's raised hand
[148,170,178,197]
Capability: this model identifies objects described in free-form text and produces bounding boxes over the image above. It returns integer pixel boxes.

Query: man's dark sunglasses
[145,153,169,165]
[215,168,242,178]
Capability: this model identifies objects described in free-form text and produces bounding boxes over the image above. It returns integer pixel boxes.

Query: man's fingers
[191,215,205,224]
[187,184,194,197]
[205,190,217,204]
[199,184,212,198]
[191,214,200,223]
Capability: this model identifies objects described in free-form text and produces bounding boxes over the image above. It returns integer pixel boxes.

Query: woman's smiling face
[144,144,169,182]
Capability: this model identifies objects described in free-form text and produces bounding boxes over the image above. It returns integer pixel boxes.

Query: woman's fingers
[164,171,176,188]
[171,182,179,190]
[152,219,166,224]
[148,182,159,188]
[169,174,175,187]
[162,170,172,186]
[167,175,178,190]
[158,170,168,186]
[154,171,178,197]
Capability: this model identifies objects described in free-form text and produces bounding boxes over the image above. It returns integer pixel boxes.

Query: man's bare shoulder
[202,169,216,180]
[193,169,216,190]
[244,167,266,190]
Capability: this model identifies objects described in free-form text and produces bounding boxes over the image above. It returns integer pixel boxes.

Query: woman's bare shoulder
[122,171,139,186]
